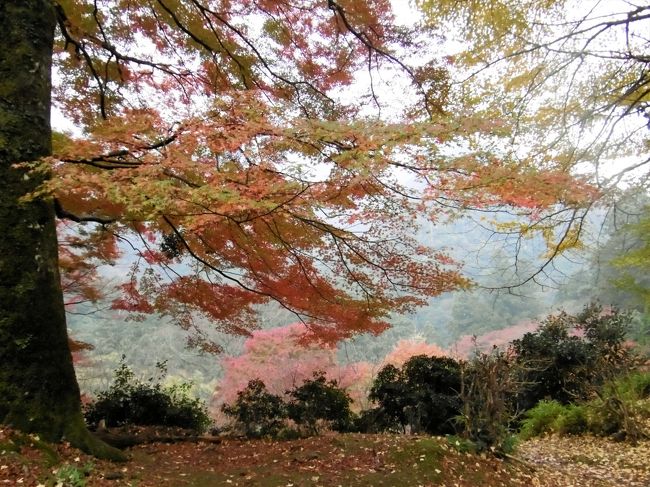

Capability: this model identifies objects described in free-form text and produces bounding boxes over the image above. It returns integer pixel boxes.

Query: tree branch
[54,198,115,225]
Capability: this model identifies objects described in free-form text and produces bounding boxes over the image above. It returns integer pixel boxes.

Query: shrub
[458,348,519,453]
[518,371,650,442]
[287,372,354,435]
[221,372,357,438]
[351,408,392,433]
[554,405,589,435]
[589,371,650,441]
[402,355,462,435]
[369,355,462,435]
[511,304,633,411]
[607,371,650,400]
[84,357,210,433]
[367,364,408,431]
[518,400,566,439]
[221,379,287,438]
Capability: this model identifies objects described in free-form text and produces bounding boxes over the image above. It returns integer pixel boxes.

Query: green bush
[584,402,620,436]
[554,405,589,435]
[84,357,210,433]
[351,408,393,433]
[606,371,650,400]
[588,371,650,439]
[369,355,462,435]
[519,400,589,439]
[221,372,356,438]
[287,372,354,435]
[518,400,566,439]
[511,304,633,412]
[367,364,407,431]
[518,371,650,441]
[221,379,287,438]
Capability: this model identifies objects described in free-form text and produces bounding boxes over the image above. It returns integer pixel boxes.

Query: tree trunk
[0,0,124,461]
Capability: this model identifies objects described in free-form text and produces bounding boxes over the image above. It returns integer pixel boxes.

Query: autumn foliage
[0,0,638,465]
[381,338,447,367]
[211,323,458,420]
[211,323,372,415]
[451,321,540,359]
[38,0,597,349]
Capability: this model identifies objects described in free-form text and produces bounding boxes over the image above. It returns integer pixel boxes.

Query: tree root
[64,418,127,462]
[93,425,222,450]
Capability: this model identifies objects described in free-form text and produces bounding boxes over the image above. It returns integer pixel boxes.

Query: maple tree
[212,323,371,417]
[380,337,447,367]
[451,321,539,358]
[0,0,595,457]
[422,0,650,174]
[418,0,650,288]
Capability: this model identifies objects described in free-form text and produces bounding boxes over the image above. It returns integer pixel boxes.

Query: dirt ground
[1,427,649,486]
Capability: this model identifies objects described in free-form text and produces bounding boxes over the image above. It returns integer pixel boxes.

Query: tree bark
[0,0,124,461]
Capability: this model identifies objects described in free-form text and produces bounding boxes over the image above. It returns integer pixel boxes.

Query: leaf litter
[1,428,649,486]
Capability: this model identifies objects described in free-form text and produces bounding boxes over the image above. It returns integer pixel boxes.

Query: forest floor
[1,427,649,486]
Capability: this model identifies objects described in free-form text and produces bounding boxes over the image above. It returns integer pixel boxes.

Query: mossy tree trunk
[0,0,124,461]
